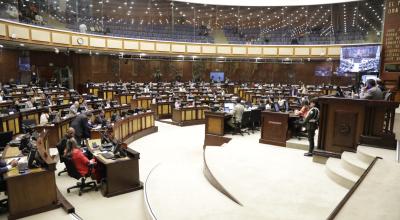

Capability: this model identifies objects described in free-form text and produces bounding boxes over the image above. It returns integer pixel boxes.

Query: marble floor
[0,121,396,220]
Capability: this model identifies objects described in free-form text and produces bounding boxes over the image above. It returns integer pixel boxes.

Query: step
[341,152,370,176]
[325,158,360,189]
[356,145,377,164]
[357,145,396,162]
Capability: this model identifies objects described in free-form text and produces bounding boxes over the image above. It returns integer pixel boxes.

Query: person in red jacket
[66,138,102,182]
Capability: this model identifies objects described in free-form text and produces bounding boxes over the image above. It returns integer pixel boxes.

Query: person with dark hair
[335,86,345,97]
[304,99,320,157]
[70,112,93,146]
[94,110,107,126]
[257,99,266,110]
[65,138,101,182]
[295,100,310,118]
[227,98,245,129]
[360,79,383,100]
[376,78,386,93]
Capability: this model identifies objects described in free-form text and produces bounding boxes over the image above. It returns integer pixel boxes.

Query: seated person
[111,111,121,122]
[257,100,266,110]
[44,94,53,106]
[360,79,383,100]
[80,100,89,112]
[58,127,75,159]
[0,158,18,212]
[277,97,286,111]
[94,110,107,126]
[69,101,80,115]
[65,138,101,182]
[39,108,50,125]
[227,98,245,130]
[174,100,181,109]
[25,97,35,109]
[335,86,345,98]
[294,100,310,118]
[0,91,5,101]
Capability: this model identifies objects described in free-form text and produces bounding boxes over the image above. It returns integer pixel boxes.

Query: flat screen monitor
[315,65,332,76]
[361,74,379,84]
[285,101,289,112]
[18,56,30,71]
[210,72,224,82]
[339,45,381,73]
[224,103,234,113]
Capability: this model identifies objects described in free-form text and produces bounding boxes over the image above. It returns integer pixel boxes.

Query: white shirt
[79,24,87,33]
[40,113,49,125]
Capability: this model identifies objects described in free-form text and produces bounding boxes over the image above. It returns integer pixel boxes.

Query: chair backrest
[0,131,13,149]
[241,111,252,127]
[64,156,83,180]
[384,92,392,101]
[56,138,67,163]
[250,109,262,124]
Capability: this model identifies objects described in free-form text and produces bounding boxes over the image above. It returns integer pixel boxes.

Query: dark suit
[304,107,319,154]
[70,115,91,145]
[94,115,106,126]
[360,87,383,100]
[0,160,9,191]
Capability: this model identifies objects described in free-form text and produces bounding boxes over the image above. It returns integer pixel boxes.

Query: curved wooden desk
[172,106,208,126]
[89,112,157,197]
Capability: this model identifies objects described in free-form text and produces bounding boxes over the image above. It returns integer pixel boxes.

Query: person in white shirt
[40,111,49,125]
[0,91,4,101]
[227,98,245,129]
[79,23,87,33]
[25,97,35,109]
[69,101,79,115]
[174,100,181,109]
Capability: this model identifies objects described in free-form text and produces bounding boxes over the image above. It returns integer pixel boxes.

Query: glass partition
[0,0,385,45]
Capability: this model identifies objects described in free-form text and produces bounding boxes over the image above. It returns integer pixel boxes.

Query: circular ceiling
[173,0,361,6]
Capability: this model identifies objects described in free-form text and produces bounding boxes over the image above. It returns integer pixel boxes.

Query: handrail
[326,156,381,220]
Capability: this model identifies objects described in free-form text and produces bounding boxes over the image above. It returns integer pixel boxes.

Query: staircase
[324,145,394,189]
[211,29,228,44]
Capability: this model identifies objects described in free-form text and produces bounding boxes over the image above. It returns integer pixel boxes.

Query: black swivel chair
[64,157,97,196]
[249,109,262,133]
[56,139,68,176]
[0,131,13,151]
[232,111,251,136]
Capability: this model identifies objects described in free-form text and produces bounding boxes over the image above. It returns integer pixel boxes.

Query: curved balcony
[0,19,381,60]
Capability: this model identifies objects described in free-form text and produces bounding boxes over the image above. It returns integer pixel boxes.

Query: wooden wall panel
[0,49,354,87]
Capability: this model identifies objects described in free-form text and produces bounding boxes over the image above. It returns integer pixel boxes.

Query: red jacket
[71,148,92,177]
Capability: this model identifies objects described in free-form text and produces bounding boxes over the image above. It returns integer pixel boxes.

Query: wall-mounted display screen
[210,72,224,82]
[18,56,30,71]
[315,65,332,76]
[339,45,381,73]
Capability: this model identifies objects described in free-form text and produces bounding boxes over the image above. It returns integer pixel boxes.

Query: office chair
[0,131,13,151]
[56,139,68,176]
[232,111,251,136]
[249,109,262,133]
[21,119,36,134]
[0,180,8,213]
[65,157,97,196]
[384,92,392,101]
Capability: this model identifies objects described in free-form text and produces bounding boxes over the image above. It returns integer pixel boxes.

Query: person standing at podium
[304,99,319,157]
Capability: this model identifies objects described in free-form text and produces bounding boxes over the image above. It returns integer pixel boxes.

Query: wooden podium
[317,97,399,156]
[259,111,290,147]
